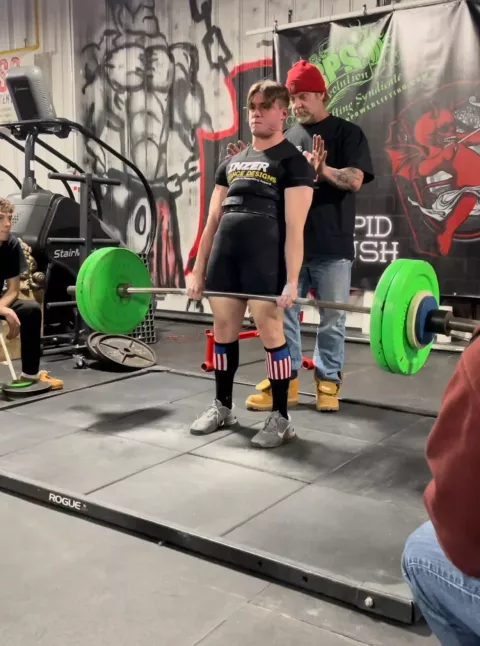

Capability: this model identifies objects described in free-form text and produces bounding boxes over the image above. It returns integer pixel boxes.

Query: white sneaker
[190,399,237,435]
[251,411,296,448]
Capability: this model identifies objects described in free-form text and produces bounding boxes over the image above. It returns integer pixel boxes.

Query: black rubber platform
[0,368,433,624]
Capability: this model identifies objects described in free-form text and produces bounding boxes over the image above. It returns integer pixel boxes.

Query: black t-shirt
[0,234,27,292]
[215,139,316,220]
[285,115,374,260]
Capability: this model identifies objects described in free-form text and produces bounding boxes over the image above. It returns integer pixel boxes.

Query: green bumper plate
[369,259,410,372]
[75,248,102,331]
[76,247,153,334]
[381,259,439,375]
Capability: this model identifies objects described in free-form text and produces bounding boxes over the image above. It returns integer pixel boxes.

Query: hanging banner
[275,0,480,296]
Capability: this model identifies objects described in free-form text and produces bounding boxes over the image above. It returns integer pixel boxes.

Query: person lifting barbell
[186,79,316,448]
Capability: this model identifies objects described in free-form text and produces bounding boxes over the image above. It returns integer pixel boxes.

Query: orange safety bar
[201,328,260,372]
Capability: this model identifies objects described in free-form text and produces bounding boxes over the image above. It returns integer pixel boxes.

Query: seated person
[402,327,480,644]
[0,198,62,389]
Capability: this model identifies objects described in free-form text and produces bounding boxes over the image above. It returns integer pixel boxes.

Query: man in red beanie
[402,329,480,643]
[242,60,374,414]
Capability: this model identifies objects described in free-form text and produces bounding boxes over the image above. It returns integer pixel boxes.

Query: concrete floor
[0,494,436,646]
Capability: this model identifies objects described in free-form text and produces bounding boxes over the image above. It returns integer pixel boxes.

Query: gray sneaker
[251,411,296,448]
[190,399,237,435]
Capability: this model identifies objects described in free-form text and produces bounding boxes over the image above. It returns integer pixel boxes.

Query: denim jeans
[402,521,480,645]
[283,258,352,382]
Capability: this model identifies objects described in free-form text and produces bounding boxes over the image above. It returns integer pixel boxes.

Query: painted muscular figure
[81,0,212,287]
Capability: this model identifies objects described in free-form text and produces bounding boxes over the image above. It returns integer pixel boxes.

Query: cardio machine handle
[48,172,122,187]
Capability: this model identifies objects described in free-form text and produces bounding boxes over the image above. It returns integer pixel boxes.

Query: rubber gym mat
[0,370,430,624]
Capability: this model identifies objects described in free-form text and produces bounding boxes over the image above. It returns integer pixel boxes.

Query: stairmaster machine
[0,130,97,345]
[2,65,157,351]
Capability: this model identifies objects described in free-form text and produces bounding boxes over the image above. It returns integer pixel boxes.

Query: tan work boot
[315,377,341,412]
[245,377,299,411]
[38,370,64,391]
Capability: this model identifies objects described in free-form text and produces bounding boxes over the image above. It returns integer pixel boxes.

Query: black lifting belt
[221,195,279,217]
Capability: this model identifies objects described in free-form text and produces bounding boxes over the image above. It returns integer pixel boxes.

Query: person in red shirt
[402,329,480,644]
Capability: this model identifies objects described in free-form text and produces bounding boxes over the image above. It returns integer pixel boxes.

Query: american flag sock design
[214,339,239,410]
[265,343,292,419]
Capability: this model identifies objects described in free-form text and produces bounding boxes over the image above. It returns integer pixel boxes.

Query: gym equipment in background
[2,65,157,355]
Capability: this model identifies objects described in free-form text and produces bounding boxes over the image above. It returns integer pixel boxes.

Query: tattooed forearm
[324,167,364,191]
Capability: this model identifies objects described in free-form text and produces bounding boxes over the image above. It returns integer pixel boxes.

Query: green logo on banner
[284,22,430,124]
[309,26,391,109]
[284,22,429,124]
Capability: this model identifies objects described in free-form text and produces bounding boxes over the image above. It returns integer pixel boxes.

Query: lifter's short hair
[0,198,14,216]
[247,80,290,109]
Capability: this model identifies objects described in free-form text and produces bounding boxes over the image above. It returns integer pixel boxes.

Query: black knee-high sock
[214,340,239,409]
[265,343,292,419]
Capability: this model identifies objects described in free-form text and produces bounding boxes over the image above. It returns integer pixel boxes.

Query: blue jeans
[284,258,352,382]
[402,521,480,645]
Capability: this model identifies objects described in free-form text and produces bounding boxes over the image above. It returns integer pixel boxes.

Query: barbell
[66,247,479,376]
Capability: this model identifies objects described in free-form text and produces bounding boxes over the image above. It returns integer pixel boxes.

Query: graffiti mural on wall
[80,0,272,298]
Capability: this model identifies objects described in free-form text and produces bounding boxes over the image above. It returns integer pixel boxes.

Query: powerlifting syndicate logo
[285,22,409,124]
[310,25,394,108]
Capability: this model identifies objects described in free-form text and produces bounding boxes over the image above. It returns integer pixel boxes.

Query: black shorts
[205,212,286,296]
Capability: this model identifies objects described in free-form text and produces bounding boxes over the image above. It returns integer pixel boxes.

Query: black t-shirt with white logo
[215,139,316,222]
[285,115,374,260]
[0,234,27,292]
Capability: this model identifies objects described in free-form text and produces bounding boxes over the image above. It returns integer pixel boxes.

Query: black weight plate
[86,332,106,360]
[2,380,52,400]
[95,334,157,371]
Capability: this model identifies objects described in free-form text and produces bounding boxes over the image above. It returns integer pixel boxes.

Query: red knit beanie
[285,60,326,94]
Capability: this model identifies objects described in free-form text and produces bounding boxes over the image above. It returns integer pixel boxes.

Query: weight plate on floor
[95,334,157,370]
[369,259,410,371]
[86,332,106,360]
[382,260,440,375]
[2,379,52,399]
[76,247,152,335]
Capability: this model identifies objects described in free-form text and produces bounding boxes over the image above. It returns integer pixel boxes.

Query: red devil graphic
[386,101,480,255]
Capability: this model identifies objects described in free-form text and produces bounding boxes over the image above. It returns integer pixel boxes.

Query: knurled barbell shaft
[67,284,370,313]
[118,286,373,315]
